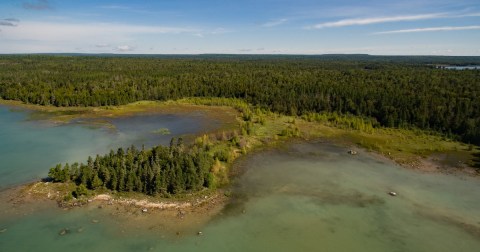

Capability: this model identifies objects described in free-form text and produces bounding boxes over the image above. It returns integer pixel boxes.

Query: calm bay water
[0,105,219,189]
[443,65,480,70]
[1,107,480,252]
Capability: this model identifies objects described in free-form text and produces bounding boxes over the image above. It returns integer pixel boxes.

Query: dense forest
[48,138,216,196]
[0,54,479,144]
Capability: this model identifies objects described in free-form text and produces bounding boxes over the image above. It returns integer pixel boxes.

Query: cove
[0,105,222,190]
[1,140,479,251]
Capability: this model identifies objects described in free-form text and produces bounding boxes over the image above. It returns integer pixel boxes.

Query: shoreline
[92,190,227,211]
[363,147,479,177]
[0,183,229,237]
[19,180,228,211]
[303,137,480,179]
[1,98,478,227]
[1,135,477,238]
[0,99,239,131]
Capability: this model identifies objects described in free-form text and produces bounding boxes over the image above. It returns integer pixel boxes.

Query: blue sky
[0,0,479,55]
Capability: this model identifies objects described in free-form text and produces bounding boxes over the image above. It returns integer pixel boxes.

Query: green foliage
[242,109,253,122]
[1,55,479,144]
[50,138,216,196]
[302,112,377,133]
[205,173,216,189]
[213,149,231,162]
[48,163,70,182]
[63,193,74,202]
[241,121,254,136]
[279,125,301,137]
[256,115,266,125]
[73,184,88,198]
[91,174,103,189]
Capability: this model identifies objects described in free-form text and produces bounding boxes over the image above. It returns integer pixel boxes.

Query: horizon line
[1,53,480,57]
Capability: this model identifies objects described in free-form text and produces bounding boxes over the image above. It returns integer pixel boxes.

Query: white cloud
[210,27,230,34]
[0,18,20,27]
[115,45,134,52]
[262,19,288,28]
[95,43,110,48]
[431,49,453,55]
[0,21,200,42]
[308,11,480,29]
[459,12,480,18]
[374,25,480,34]
[193,27,231,38]
[309,13,444,29]
[0,21,233,53]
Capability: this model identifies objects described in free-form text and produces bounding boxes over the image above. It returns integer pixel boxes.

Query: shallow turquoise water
[1,107,479,251]
[0,105,218,189]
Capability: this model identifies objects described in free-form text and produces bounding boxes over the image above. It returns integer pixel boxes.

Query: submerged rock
[177,210,186,218]
[0,228,7,233]
[59,228,69,236]
[91,219,99,223]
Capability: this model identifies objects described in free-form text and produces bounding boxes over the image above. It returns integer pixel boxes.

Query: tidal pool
[1,140,479,251]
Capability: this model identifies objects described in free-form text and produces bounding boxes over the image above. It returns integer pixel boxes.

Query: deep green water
[1,107,480,252]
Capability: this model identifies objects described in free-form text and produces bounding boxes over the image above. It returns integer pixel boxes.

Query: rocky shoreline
[91,192,226,211]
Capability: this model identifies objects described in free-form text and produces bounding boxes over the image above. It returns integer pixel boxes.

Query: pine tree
[91,174,103,189]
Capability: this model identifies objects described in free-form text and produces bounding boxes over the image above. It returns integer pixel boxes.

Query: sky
[0,0,479,55]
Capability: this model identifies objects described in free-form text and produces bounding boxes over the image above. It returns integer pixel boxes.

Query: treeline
[0,55,479,144]
[48,138,216,196]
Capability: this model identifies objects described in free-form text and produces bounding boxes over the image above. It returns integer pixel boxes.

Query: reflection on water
[1,124,480,251]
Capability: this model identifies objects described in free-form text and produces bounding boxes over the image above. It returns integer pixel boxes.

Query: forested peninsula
[1,54,479,200]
